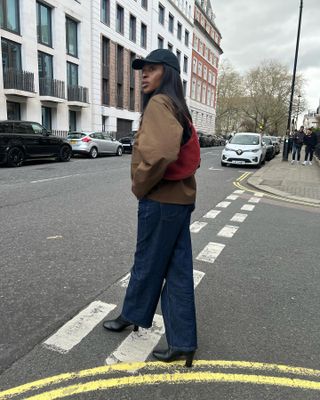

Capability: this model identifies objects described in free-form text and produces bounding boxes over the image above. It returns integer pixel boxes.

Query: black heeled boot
[152,348,195,368]
[103,315,139,332]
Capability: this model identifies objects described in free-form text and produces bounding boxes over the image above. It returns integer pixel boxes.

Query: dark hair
[142,65,192,143]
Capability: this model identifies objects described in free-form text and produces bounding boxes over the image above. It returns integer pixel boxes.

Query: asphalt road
[0,149,320,399]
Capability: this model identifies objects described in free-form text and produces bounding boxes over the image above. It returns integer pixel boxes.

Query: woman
[103,49,200,368]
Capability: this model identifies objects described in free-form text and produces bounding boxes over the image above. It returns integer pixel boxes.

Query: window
[36,2,52,46]
[38,51,53,79]
[197,81,201,101]
[177,22,182,40]
[191,78,196,99]
[140,23,147,48]
[1,37,21,70]
[117,45,123,108]
[158,35,164,49]
[192,57,197,73]
[116,4,124,34]
[182,80,187,97]
[202,83,206,103]
[203,65,207,80]
[198,61,202,77]
[69,110,77,131]
[7,101,20,120]
[129,14,136,42]
[167,42,173,52]
[158,3,164,25]
[101,0,110,25]
[129,52,135,111]
[67,62,78,86]
[102,36,110,105]
[176,50,181,66]
[0,0,20,33]
[41,106,52,130]
[141,0,148,10]
[183,56,188,73]
[168,13,174,33]
[66,17,78,57]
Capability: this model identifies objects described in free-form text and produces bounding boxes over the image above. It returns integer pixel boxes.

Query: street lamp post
[296,94,302,129]
[282,0,304,161]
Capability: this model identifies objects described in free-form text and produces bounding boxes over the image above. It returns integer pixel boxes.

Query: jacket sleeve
[132,96,183,199]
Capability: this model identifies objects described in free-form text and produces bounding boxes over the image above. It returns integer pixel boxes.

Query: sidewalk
[247,154,320,205]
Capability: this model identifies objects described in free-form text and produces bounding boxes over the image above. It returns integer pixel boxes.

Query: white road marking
[248,197,261,203]
[106,270,205,366]
[31,174,80,183]
[241,204,255,211]
[196,242,225,263]
[46,235,63,240]
[217,225,239,238]
[43,301,116,353]
[209,167,223,171]
[231,213,248,223]
[190,221,208,233]
[226,194,239,201]
[203,209,221,219]
[233,190,245,194]
[119,273,131,288]
[254,192,264,197]
[216,201,231,208]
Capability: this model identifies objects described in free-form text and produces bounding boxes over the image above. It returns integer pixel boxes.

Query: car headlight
[251,149,260,153]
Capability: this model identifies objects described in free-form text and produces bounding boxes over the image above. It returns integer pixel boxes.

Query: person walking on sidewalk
[291,126,305,164]
[103,49,200,368]
[303,128,317,165]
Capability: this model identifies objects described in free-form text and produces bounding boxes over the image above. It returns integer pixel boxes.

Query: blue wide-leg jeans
[122,198,197,351]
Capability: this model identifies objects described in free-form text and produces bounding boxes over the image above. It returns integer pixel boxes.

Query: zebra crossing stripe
[216,201,231,208]
[105,270,205,365]
[248,197,261,203]
[43,301,116,353]
[226,194,239,200]
[217,225,239,238]
[203,209,221,219]
[190,221,208,233]
[196,242,225,263]
[230,213,248,223]
[241,204,255,211]
[233,190,244,194]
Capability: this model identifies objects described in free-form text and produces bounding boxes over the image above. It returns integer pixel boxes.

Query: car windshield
[68,132,86,139]
[230,135,260,145]
[263,138,272,144]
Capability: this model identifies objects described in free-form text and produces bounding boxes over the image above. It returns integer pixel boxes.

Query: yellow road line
[25,372,320,400]
[2,360,320,399]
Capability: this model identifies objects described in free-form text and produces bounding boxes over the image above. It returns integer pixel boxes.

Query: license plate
[233,160,245,164]
[70,140,77,144]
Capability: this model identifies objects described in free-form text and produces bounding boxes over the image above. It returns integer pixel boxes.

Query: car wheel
[7,147,24,167]
[59,145,72,162]
[89,147,98,159]
[116,146,123,156]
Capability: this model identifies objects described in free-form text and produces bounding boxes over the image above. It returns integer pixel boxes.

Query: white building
[303,100,320,129]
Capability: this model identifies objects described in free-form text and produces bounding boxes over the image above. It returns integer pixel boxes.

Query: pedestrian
[291,126,305,164]
[303,128,317,165]
[103,49,201,368]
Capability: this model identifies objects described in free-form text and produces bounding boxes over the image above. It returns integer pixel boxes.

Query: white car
[221,132,266,167]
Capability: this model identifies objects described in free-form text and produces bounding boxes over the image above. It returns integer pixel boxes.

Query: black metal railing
[51,129,68,138]
[67,85,89,103]
[39,78,65,99]
[3,68,35,92]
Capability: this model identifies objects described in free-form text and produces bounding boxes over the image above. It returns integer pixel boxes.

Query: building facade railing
[39,78,65,99]
[67,85,89,103]
[3,68,35,92]
[51,129,68,138]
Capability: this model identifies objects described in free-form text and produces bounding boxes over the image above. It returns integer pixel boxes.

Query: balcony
[67,85,89,107]
[3,68,36,97]
[39,78,65,102]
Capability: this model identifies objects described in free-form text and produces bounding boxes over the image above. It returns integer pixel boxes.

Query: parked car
[66,131,123,158]
[0,120,72,167]
[197,131,212,147]
[119,132,137,153]
[221,132,266,167]
[262,136,275,160]
[270,136,281,154]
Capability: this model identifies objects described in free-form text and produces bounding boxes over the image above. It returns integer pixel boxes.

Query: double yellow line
[2,360,320,399]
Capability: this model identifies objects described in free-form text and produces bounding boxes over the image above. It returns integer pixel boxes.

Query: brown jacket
[131,94,197,204]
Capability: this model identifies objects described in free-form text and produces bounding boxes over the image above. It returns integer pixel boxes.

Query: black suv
[0,121,72,167]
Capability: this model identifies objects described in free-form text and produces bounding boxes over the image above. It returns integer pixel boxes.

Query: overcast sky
[213,0,320,114]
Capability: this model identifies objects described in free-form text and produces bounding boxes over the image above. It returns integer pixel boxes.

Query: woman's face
[141,64,164,94]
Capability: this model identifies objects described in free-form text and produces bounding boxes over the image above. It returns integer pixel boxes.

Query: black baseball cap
[132,49,181,74]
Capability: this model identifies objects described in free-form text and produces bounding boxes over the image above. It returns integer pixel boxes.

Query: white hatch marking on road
[31,174,81,183]
[203,209,221,219]
[106,271,205,366]
[43,301,116,353]
[119,273,131,288]
[248,197,261,203]
[241,204,255,211]
[254,192,264,197]
[216,201,231,208]
[217,225,239,238]
[190,221,208,233]
[226,194,239,201]
[233,190,245,194]
[231,213,248,223]
[46,235,63,240]
[196,242,225,263]
[209,167,223,171]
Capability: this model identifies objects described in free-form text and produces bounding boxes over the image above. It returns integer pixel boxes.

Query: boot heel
[133,325,139,332]
[185,351,195,368]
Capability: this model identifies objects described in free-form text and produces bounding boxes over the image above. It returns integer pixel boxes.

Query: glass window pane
[66,18,77,56]
[39,4,51,46]
[1,38,21,70]
[38,52,53,78]
[67,62,78,86]
[0,0,5,28]
[6,0,20,32]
